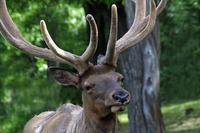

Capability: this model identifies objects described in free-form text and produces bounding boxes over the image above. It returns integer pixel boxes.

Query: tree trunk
[117,0,165,132]
[84,0,165,132]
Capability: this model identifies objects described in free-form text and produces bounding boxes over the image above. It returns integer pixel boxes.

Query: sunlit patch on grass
[162,99,200,133]
[162,99,200,114]
[118,99,200,133]
[168,117,200,132]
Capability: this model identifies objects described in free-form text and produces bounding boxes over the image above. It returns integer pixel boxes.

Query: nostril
[123,93,129,99]
[112,91,130,103]
[112,93,120,101]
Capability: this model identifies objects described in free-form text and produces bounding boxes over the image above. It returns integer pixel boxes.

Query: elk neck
[78,65,118,132]
[82,95,117,133]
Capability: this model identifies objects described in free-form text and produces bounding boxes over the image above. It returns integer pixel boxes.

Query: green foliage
[65,0,120,6]
[0,1,84,132]
[0,0,199,132]
[87,0,118,5]
[160,0,200,102]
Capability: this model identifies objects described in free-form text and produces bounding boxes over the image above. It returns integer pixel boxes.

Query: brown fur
[0,0,166,132]
[23,65,130,133]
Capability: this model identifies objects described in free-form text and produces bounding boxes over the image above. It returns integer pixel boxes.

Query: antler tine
[40,14,98,73]
[133,0,146,27]
[104,4,118,66]
[40,20,90,73]
[116,0,156,52]
[0,0,68,64]
[81,14,98,62]
[129,0,166,34]
[111,0,163,65]
[40,21,79,64]
[157,0,167,15]
[131,0,166,33]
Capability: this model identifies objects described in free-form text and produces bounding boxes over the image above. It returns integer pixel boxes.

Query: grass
[117,99,200,133]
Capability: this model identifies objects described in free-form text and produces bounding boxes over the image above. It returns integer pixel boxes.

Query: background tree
[84,0,165,132]
[117,0,165,132]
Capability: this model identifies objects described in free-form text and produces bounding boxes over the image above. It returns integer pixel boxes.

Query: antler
[103,5,118,66]
[40,14,98,73]
[0,0,98,74]
[103,0,167,66]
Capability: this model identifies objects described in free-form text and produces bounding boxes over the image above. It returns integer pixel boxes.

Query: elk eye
[117,76,124,82]
[117,77,124,86]
[84,84,94,91]
[121,77,124,82]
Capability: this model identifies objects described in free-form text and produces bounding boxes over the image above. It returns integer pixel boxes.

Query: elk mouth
[106,92,130,113]
[111,105,126,113]
[106,97,130,113]
[109,101,129,113]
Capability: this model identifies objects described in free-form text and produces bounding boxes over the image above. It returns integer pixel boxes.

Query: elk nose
[112,91,130,104]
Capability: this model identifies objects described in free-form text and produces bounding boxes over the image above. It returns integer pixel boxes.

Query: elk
[0,0,166,132]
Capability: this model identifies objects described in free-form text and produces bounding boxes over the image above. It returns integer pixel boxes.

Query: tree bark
[117,0,165,132]
[84,0,165,132]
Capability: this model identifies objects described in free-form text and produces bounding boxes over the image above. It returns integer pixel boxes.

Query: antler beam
[116,0,157,54]
[101,0,167,66]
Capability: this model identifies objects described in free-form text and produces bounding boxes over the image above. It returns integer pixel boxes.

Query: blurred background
[0,0,199,133]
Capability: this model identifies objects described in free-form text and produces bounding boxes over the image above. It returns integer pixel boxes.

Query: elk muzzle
[112,90,130,104]
[109,90,130,113]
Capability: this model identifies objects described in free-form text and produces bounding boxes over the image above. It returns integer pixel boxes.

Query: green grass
[117,99,200,133]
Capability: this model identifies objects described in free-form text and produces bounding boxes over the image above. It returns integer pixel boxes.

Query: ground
[118,99,200,133]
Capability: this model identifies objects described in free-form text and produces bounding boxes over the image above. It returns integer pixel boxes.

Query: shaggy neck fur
[62,94,117,133]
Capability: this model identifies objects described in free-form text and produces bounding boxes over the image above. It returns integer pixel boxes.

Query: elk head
[0,0,167,117]
[45,5,132,115]
[50,64,130,116]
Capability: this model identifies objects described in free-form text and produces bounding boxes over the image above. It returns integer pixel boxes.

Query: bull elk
[0,0,166,132]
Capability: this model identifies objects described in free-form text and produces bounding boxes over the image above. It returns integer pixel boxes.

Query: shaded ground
[118,99,200,133]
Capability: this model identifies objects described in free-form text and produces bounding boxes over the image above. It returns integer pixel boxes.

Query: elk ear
[48,67,79,86]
